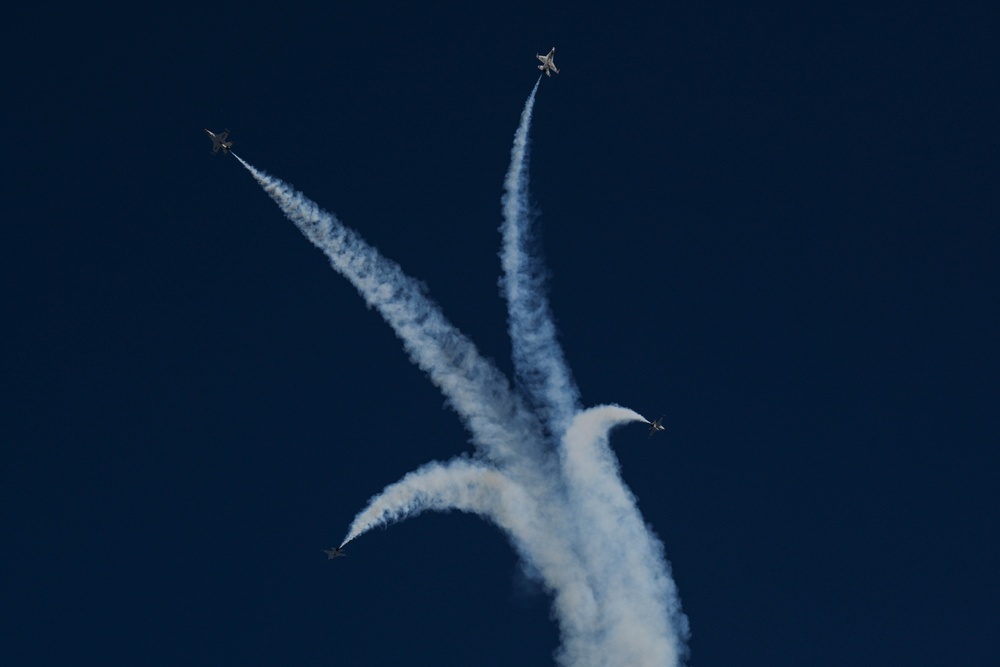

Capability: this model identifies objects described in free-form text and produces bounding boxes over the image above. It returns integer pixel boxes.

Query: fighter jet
[536,48,560,77]
[648,417,665,436]
[323,547,346,560]
[204,128,233,155]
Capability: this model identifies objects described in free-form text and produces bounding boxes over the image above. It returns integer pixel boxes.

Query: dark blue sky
[3,2,997,665]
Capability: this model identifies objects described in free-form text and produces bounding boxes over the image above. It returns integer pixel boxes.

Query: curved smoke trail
[561,406,690,666]
[233,77,687,666]
[341,456,609,663]
[341,458,518,545]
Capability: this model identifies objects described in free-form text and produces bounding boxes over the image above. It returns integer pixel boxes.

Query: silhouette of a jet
[536,48,560,77]
[204,128,233,155]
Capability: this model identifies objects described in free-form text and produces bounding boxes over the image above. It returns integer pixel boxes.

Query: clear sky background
[3,2,997,665]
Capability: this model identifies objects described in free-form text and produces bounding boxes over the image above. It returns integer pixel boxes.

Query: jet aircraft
[536,48,559,77]
[648,417,665,436]
[324,547,346,560]
[204,128,233,155]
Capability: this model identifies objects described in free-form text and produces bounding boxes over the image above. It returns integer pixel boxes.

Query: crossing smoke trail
[234,77,687,666]
[339,456,605,658]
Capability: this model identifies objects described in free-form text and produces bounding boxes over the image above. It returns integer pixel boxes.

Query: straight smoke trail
[233,154,546,474]
[500,78,580,438]
[234,77,687,666]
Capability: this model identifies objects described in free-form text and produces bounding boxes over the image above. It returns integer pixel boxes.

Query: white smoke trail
[341,457,604,665]
[233,75,688,665]
[341,458,516,545]
[560,405,689,666]
[500,79,580,438]
[233,154,546,475]
[341,406,686,667]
